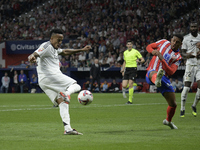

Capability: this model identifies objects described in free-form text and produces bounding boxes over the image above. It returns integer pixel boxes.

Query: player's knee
[196,88,200,100]
[73,83,81,92]
[77,84,81,91]
[122,84,127,88]
[184,81,191,87]
[169,102,177,107]
[173,102,177,108]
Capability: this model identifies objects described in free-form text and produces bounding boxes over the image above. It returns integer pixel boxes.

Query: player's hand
[157,51,164,60]
[120,70,124,76]
[186,52,195,58]
[82,45,92,51]
[197,51,200,56]
[152,50,159,56]
[196,42,200,49]
[28,54,36,63]
[196,42,200,57]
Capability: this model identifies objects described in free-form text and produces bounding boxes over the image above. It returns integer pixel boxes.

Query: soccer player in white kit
[180,22,200,117]
[28,29,91,135]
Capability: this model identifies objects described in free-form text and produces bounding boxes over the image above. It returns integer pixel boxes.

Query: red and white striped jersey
[146,39,182,76]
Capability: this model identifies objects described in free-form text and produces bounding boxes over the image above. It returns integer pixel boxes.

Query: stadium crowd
[1,0,200,69]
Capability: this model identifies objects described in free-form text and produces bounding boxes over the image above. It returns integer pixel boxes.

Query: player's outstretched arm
[60,45,92,56]
[181,48,196,59]
[28,52,39,63]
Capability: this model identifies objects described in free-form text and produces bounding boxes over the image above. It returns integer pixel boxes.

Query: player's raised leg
[64,83,81,96]
[59,83,81,104]
[148,69,164,87]
[155,69,164,87]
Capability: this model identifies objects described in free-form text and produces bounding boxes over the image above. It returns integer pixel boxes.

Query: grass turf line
[0,93,199,150]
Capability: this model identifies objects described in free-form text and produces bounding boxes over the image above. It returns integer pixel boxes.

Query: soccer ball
[78,90,93,105]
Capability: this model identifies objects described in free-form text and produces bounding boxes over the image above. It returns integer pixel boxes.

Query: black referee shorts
[123,67,137,81]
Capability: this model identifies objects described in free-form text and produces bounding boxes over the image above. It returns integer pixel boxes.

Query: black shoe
[191,106,197,117]
[180,110,185,117]
[125,101,132,104]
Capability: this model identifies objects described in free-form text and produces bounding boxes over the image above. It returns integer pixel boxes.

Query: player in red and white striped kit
[146,34,183,129]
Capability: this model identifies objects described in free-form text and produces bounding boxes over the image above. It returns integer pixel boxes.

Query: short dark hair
[190,21,198,25]
[126,40,132,44]
[173,34,183,42]
[50,29,63,37]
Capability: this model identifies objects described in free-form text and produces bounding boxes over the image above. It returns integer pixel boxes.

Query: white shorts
[39,73,76,105]
[183,65,200,83]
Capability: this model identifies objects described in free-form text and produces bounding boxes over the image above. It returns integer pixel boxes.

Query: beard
[191,29,198,36]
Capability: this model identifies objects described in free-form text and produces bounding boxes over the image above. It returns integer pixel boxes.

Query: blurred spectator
[112,35,121,49]
[1,0,199,68]
[93,84,100,93]
[84,80,91,91]
[109,79,120,92]
[90,59,101,92]
[85,60,92,67]
[107,52,114,65]
[70,55,79,68]
[30,74,38,93]
[18,70,27,93]
[19,60,27,68]
[98,42,106,54]
[65,40,73,48]
[1,72,10,93]
[29,62,37,68]
[101,57,110,68]
[60,57,69,73]
[12,69,19,93]
[78,52,86,67]
[92,45,99,59]
[101,80,109,93]
[98,55,104,65]
[174,79,184,93]
[117,52,124,66]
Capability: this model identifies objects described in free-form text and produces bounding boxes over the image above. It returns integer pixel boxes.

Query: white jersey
[35,41,63,81]
[182,33,200,65]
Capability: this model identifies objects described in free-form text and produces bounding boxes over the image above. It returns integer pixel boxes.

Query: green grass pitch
[0,93,200,150]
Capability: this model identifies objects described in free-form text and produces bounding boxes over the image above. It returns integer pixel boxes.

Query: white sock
[181,86,190,110]
[59,102,72,132]
[65,83,81,95]
[122,87,126,94]
[193,88,200,107]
